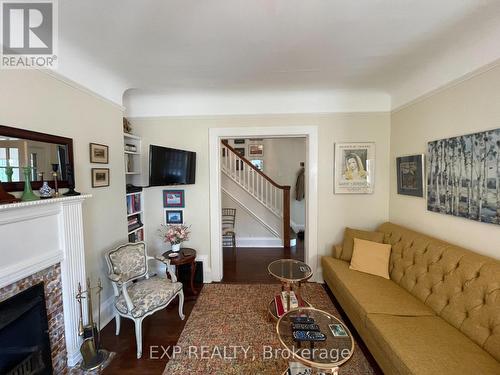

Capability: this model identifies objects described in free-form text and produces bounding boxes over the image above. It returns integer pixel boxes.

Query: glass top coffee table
[276,307,354,374]
[268,259,313,321]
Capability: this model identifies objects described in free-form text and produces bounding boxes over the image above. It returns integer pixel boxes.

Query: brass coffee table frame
[276,307,355,374]
[267,259,313,321]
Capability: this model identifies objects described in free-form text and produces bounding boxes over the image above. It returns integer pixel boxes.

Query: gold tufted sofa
[322,222,500,375]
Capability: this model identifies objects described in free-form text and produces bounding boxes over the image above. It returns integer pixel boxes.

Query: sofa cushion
[340,227,384,261]
[378,222,500,362]
[322,257,435,323]
[365,314,500,375]
[350,238,391,279]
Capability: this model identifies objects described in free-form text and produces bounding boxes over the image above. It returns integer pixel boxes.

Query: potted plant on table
[159,224,191,252]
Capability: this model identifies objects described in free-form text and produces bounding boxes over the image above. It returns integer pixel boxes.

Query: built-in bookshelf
[127,191,145,242]
[124,131,145,243]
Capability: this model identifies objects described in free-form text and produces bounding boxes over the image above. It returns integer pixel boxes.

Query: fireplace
[0,283,53,374]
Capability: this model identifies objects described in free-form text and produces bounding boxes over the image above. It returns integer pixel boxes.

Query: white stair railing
[221,141,291,247]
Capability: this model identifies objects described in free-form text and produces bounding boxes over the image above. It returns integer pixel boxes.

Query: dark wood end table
[162,247,198,295]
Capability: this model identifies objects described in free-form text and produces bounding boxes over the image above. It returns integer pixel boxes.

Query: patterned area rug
[163,283,376,375]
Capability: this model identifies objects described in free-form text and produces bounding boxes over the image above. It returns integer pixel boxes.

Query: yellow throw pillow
[349,238,391,279]
[340,227,385,261]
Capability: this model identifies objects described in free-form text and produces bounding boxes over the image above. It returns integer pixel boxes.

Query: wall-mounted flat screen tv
[149,145,196,186]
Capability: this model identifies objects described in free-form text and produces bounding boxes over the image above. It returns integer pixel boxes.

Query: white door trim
[209,126,319,282]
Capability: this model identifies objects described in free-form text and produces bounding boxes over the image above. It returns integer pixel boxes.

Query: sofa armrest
[332,244,343,259]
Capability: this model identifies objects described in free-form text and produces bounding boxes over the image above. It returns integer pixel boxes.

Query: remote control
[293,330,327,342]
[292,323,320,331]
[291,316,315,324]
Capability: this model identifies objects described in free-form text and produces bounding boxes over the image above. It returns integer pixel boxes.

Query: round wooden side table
[162,247,198,295]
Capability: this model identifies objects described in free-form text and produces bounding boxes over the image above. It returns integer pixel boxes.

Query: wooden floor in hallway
[221,237,305,283]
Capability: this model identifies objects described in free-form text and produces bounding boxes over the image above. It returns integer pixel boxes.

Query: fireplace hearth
[0,283,53,375]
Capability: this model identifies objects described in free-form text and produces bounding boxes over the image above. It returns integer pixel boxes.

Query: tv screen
[149,145,196,186]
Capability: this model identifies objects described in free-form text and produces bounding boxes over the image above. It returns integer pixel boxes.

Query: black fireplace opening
[0,282,53,375]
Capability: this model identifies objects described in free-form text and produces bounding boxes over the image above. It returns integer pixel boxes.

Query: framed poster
[249,144,264,157]
[427,128,500,225]
[334,142,375,194]
[163,190,185,208]
[397,154,425,197]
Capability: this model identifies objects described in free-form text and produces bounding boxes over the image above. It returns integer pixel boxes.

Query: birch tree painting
[427,128,500,225]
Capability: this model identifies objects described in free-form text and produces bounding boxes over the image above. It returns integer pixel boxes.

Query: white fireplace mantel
[0,194,92,366]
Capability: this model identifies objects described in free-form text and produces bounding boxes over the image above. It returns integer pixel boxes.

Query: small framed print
[89,143,109,164]
[165,210,183,224]
[397,154,425,197]
[91,168,110,188]
[163,190,185,208]
[250,159,264,171]
[249,144,264,157]
[328,323,348,337]
[234,139,245,144]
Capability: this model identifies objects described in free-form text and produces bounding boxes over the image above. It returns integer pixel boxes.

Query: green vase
[5,166,13,182]
[21,167,39,201]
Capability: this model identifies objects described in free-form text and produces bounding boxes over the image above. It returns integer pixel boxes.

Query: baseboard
[290,220,305,233]
[311,267,324,284]
[196,254,212,283]
[97,295,116,329]
[236,237,283,248]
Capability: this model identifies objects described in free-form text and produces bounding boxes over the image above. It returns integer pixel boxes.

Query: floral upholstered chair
[105,242,184,358]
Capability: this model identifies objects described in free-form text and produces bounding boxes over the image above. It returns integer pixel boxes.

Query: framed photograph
[234,139,245,144]
[249,144,264,157]
[334,142,375,194]
[234,147,245,157]
[89,143,109,164]
[250,159,264,171]
[163,190,185,208]
[428,128,500,225]
[397,154,425,197]
[165,210,183,224]
[91,168,109,188]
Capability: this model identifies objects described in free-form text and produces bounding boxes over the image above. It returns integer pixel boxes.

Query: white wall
[0,70,128,302]
[390,64,500,259]
[129,113,391,272]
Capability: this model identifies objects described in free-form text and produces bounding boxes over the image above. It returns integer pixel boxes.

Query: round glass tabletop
[276,307,354,370]
[268,259,313,283]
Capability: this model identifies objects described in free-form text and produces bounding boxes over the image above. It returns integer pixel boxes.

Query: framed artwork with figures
[397,154,425,197]
[334,142,375,194]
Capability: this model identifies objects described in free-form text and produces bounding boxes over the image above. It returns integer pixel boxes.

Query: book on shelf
[128,228,144,242]
[128,214,143,232]
[126,193,142,214]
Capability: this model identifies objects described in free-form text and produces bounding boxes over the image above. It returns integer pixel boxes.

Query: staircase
[221,141,291,247]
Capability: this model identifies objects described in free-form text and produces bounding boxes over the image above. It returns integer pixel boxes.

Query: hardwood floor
[222,239,305,283]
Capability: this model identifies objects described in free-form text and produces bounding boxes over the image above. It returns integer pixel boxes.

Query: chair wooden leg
[115,313,121,336]
[134,319,143,359]
[178,290,185,320]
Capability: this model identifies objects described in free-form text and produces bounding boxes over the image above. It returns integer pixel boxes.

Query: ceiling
[57,0,500,112]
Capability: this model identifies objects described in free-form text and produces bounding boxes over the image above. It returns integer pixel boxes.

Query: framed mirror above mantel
[0,125,74,192]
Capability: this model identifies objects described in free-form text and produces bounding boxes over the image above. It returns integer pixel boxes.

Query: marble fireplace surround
[0,195,91,368]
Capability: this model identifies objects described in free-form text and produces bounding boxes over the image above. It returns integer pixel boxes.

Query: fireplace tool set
[76,279,111,371]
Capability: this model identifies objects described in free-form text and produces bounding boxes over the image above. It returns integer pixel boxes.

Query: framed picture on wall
[397,154,425,197]
[249,144,264,157]
[163,190,185,207]
[234,147,245,157]
[91,168,110,188]
[89,143,109,163]
[334,142,375,194]
[165,210,183,224]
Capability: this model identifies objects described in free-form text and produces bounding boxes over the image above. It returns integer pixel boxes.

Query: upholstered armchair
[105,242,185,358]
